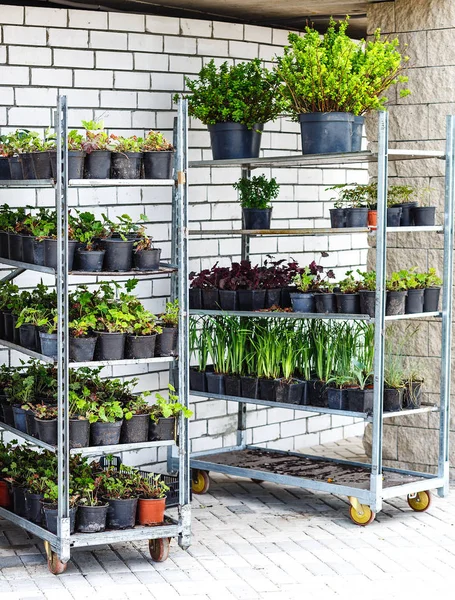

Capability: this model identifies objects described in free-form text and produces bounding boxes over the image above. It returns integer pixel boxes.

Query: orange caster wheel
[149,537,170,562]
[407,490,431,512]
[44,542,67,575]
[192,470,210,494]
[349,504,375,526]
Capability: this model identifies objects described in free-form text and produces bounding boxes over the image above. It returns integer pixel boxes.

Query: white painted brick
[0,87,14,105]
[229,41,258,59]
[8,46,51,66]
[54,48,94,68]
[244,24,272,44]
[96,51,133,71]
[146,15,179,35]
[89,31,128,51]
[319,427,344,444]
[259,45,278,62]
[191,436,221,453]
[8,107,51,127]
[211,203,238,221]
[277,236,304,253]
[307,415,332,433]
[131,111,154,129]
[114,71,149,90]
[74,69,113,89]
[137,92,171,110]
[99,90,136,108]
[197,38,229,57]
[92,109,131,128]
[208,414,237,436]
[32,67,72,87]
[343,422,366,438]
[164,36,196,55]
[351,233,369,249]
[212,21,243,40]
[68,9,108,30]
[128,33,163,53]
[109,12,145,32]
[323,170,348,185]
[336,250,360,267]
[15,87,57,106]
[62,88,100,108]
[25,6,67,27]
[271,132,299,151]
[272,29,290,46]
[181,18,212,38]
[267,438,296,451]
[189,419,208,439]
[329,234,353,251]
[298,203,324,219]
[155,112,174,129]
[195,400,227,420]
[294,433,320,448]
[298,170,324,185]
[303,236,329,252]
[134,52,169,72]
[151,72,184,91]
[48,27,89,48]
[0,6,24,24]
[0,66,29,85]
[331,415,354,428]
[280,419,307,438]
[252,423,280,444]
[170,55,202,74]
[0,47,6,64]
[3,25,46,46]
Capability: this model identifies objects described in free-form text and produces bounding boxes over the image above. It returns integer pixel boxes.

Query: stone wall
[364,0,455,477]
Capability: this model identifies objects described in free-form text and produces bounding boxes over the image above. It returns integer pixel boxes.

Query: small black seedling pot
[265,289,281,309]
[25,410,38,437]
[403,381,423,409]
[219,290,238,311]
[22,236,45,266]
[76,249,105,272]
[405,289,424,314]
[386,206,402,227]
[9,156,22,179]
[225,374,241,397]
[206,372,225,395]
[386,290,407,315]
[84,150,111,179]
[189,288,202,309]
[327,388,349,410]
[306,379,327,407]
[424,287,440,312]
[25,491,44,524]
[241,375,258,399]
[330,208,346,228]
[39,332,58,359]
[20,153,36,180]
[120,413,149,443]
[50,150,86,180]
[412,206,436,226]
[2,403,15,427]
[143,151,174,179]
[336,293,360,314]
[383,388,403,411]
[69,418,90,449]
[290,292,315,313]
[90,420,123,446]
[133,248,161,271]
[125,334,157,359]
[31,152,53,179]
[314,293,337,314]
[94,331,126,360]
[398,202,417,226]
[35,418,58,445]
[237,290,266,311]
[201,288,219,310]
[275,379,305,405]
[189,367,207,392]
[149,417,175,441]
[42,505,76,534]
[103,238,134,272]
[111,152,142,179]
[242,208,272,230]
[70,336,97,362]
[76,504,108,533]
[12,406,27,433]
[359,290,376,317]
[156,327,178,357]
[3,312,14,342]
[0,157,10,180]
[345,207,368,228]
[8,232,23,262]
[12,315,20,345]
[13,486,27,517]
[259,378,276,401]
[0,310,4,339]
[18,324,39,351]
[280,286,296,309]
[44,238,77,270]
[105,497,138,529]
[347,388,373,412]
[0,231,9,258]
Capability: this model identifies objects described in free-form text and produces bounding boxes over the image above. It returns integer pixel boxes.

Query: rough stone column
[364,0,455,478]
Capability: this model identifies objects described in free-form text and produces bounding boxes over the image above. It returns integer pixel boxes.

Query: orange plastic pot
[368,210,377,229]
[0,480,12,509]
[137,497,165,526]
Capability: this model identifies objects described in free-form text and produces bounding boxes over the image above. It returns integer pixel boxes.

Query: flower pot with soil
[133,233,161,271]
[136,474,169,526]
[34,405,58,445]
[111,145,142,179]
[142,130,174,178]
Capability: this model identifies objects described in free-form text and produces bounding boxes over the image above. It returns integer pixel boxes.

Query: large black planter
[0,157,10,180]
[35,418,58,445]
[8,232,23,262]
[120,413,149,443]
[25,409,38,437]
[39,332,58,359]
[12,486,27,517]
[258,378,276,401]
[206,372,225,395]
[327,388,349,410]
[76,249,105,272]
[25,491,44,524]
[90,420,123,446]
[329,208,346,228]
[208,122,263,160]
[403,381,423,409]
[143,151,174,179]
[237,289,266,311]
[189,288,202,309]
[31,152,53,179]
[405,289,425,314]
[102,238,134,272]
[12,405,27,433]
[265,289,281,309]
[94,331,126,360]
[412,206,436,226]
[240,375,258,399]
[201,288,219,310]
[18,324,39,351]
[44,238,77,270]
[0,231,9,258]
[22,236,45,266]
[133,248,161,271]
[336,293,360,314]
[386,290,407,316]
[351,116,365,152]
[190,367,207,393]
[275,379,305,405]
[125,334,157,359]
[156,327,178,357]
[50,150,86,180]
[105,497,138,529]
[397,202,417,226]
[299,112,354,154]
[149,417,175,441]
[69,336,97,362]
[76,504,108,533]
[20,153,36,179]
[42,505,76,534]
[383,388,403,412]
[345,208,369,228]
[225,374,241,397]
[84,150,111,179]
[359,290,375,317]
[424,287,440,312]
[219,290,238,311]
[387,207,402,227]
[280,286,296,309]
[69,418,90,449]
[9,156,22,180]
[290,292,315,313]
[242,208,272,230]
[347,388,374,412]
[111,152,142,179]
[306,379,327,407]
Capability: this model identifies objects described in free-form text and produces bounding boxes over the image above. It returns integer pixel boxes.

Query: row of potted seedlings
[0,206,163,273]
[190,316,423,413]
[0,444,173,533]
[0,280,179,360]
[328,183,437,229]
[0,123,174,181]
[0,362,191,447]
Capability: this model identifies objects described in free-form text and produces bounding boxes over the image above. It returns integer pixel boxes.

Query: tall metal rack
[0,96,191,569]
[183,111,454,523]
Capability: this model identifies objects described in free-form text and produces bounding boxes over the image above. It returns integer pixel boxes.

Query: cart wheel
[149,537,170,562]
[192,470,210,494]
[46,548,68,574]
[349,504,375,526]
[407,490,431,512]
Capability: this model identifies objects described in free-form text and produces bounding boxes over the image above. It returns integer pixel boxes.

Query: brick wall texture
[0,4,369,465]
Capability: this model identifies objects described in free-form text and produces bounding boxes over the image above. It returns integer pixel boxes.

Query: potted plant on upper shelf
[121,391,152,444]
[233,174,279,230]
[335,271,361,314]
[142,130,174,179]
[291,267,317,313]
[275,16,410,154]
[181,58,285,160]
[423,268,442,312]
[125,307,162,359]
[75,475,108,533]
[133,231,162,271]
[69,286,98,362]
[327,184,369,228]
[148,384,192,442]
[72,211,107,272]
[101,213,147,272]
[156,299,179,357]
[412,187,436,226]
[30,127,56,180]
[109,134,143,180]
[81,120,115,179]
[98,466,139,529]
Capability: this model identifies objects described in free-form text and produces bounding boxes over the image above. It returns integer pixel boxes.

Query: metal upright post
[370,110,388,514]
[56,95,70,562]
[438,115,455,497]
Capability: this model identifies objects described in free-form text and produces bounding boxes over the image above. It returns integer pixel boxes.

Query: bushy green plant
[142,131,173,152]
[161,299,179,328]
[292,267,316,293]
[110,135,143,153]
[150,384,192,423]
[233,175,279,210]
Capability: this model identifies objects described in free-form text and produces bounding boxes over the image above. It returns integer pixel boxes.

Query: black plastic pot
[9,156,22,180]
[105,497,138,530]
[280,286,296,309]
[241,375,258,399]
[327,388,349,410]
[133,248,161,271]
[0,157,10,180]
[345,207,369,228]
[70,336,97,362]
[125,334,157,359]
[237,289,266,311]
[387,206,402,227]
[383,387,403,412]
[208,122,263,160]
[225,374,241,397]
[25,491,44,524]
[0,310,4,339]
[386,290,407,316]
[190,367,207,393]
[189,288,202,310]
[0,231,9,259]
[51,150,86,180]
[111,152,142,179]
[35,418,58,445]
[25,410,38,437]
[156,327,178,357]
[336,293,360,314]
[18,324,39,351]
[351,116,365,152]
[405,289,425,314]
[3,312,14,343]
[206,372,225,395]
[299,112,354,154]
[424,287,440,312]
[76,249,105,272]
[329,208,346,228]
[102,238,134,272]
[403,381,423,409]
[242,208,272,230]
[90,420,123,446]
[258,378,276,401]
[120,413,149,443]
[31,152,53,179]
[306,380,327,407]
[2,403,14,427]
[39,332,58,359]
[290,292,315,313]
[23,237,45,266]
[84,150,111,179]
[265,289,281,309]
[412,206,436,226]
[12,486,27,517]
[219,290,238,311]
[8,232,23,262]
[201,288,219,310]
[12,405,27,433]
[69,418,90,449]
[94,331,126,361]
[76,504,108,533]
[149,417,175,441]
[359,290,376,317]
[347,388,374,412]
[12,314,20,345]
[397,202,417,226]
[44,238,77,271]
[143,151,174,179]
[42,505,76,534]
[20,153,36,179]
[275,379,305,405]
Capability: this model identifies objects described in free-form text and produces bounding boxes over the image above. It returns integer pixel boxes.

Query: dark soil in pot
[0,231,9,259]
[102,238,134,272]
[412,206,436,226]
[76,504,108,533]
[35,417,58,445]
[359,290,376,317]
[156,327,178,357]
[12,486,27,517]
[225,374,241,397]
[403,381,423,409]
[69,418,90,449]
[20,153,36,180]
[84,150,111,179]
[31,152,53,179]
[18,324,39,351]
[386,290,407,316]
[237,289,266,311]
[120,413,149,444]
[206,372,225,395]
[189,288,202,310]
[424,287,440,312]
[133,248,161,271]
[143,151,174,179]
[201,288,219,310]
[336,293,360,314]
[25,410,38,437]
[3,312,14,343]
[347,388,374,412]
[329,208,346,228]
[149,417,175,441]
[12,405,27,433]
[314,293,336,314]
[275,379,305,404]
[208,122,263,160]
[94,331,126,360]
[345,207,369,228]
[39,332,58,359]
[383,388,403,412]
[111,152,142,179]
[90,420,123,446]
[76,249,105,272]
[299,112,354,154]
[125,334,157,359]
[9,156,22,179]
[8,232,23,262]
[242,208,272,230]
[42,504,76,534]
[105,497,138,529]
[189,367,207,392]
[306,379,327,407]
[219,290,238,311]
[0,157,10,180]
[386,206,402,227]
[44,238,77,270]
[265,289,281,309]
[290,292,315,313]
[25,491,44,524]
[70,335,97,362]
[259,378,277,401]
[327,388,349,410]
[240,375,258,399]
[405,289,425,314]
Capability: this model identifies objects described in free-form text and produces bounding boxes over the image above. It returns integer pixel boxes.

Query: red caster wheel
[149,537,170,562]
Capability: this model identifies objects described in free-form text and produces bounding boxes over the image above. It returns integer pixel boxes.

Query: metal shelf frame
[0,96,191,564]
[186,111,454,517]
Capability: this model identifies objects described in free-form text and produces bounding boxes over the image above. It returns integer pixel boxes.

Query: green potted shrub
[72,211,107,272]
[133,232,162,271]
[142,130,174,179]
[30,127,56,180]
[33,404,58,445]
[275,17,410,154]
[346,323,374,412]
[101,213,147,272]
[75,474,108,533]
[398,268,426,314]
[182,58,285,160]
[335,271,361,314]
[149,384,192,442]
[156,299,179,357]
[81,120,115,179]
[291,267,317,313]
[121,392,152,444]
[423,267,442,312]
[327,184,369,228]
[66,129,86,180]
[233,175,279,230]
[87,398,124,446]
[387,184,416,226]
[136,473,169,526]
[41,476,78,535]
[125,308,162,359]
[11,373,34,434]
[20,207,56,266]
[274,330,306,404]
[110,134,143,180]
[384,345,405,412]
[99,466,139,529]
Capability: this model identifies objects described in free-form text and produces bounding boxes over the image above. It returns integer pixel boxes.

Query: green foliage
[142,130,173,152]
[135,473,170,499]
[424,267,442,288]
[233,175,279,210]
[150,384,192,422]
[338,270,360,293]
[357,269,376,291]
[110,134,144,153]
[72,210,107,247]
[68,130,84,151]
[292,267,316,293]
[161,299,179,328]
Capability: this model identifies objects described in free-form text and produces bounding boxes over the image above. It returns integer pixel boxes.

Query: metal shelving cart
[183,111,454,524]
[0,96,191,571]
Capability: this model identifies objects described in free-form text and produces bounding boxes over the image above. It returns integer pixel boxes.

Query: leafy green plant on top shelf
[21,208,57,239]
[33,404,58,420]
[233,175,279,210]
[86,399,124,424]
[386,271,407,292]
[17,307,57,334]
[68,130,84,151]
[397,267,426,290]
[423,268,442,288]
[109,134,143,154]
[142,130,173,152]
[136,473,170,499]
[127,306,162,337]
[150,384,192,423]
[357,270,376,291]
[81,120,116,154]
[123,393,152,421]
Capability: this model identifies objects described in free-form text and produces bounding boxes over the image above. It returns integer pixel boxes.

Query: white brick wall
[0,4,368,466]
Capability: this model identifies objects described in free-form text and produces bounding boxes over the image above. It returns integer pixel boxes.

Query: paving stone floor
[1,437,455,600]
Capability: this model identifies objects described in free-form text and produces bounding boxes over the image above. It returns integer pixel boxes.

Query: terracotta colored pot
[0,480,12,509]
[137,497,165,526]
[368,210,377,230]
